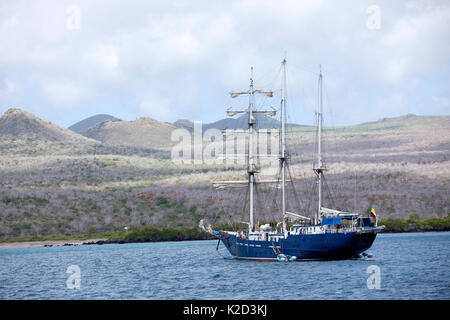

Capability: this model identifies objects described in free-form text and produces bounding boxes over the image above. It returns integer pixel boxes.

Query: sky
[0,0,449,128]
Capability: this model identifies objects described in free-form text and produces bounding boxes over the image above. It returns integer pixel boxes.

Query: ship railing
[324,226,356,234]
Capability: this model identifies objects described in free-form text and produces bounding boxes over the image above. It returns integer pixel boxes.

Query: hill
[0,108,95,143]
[354,113,450,131]
[0,111,448,241]
[68,114,120,134]
[173,119,195,132]
[81,117,178,148]
[174,113,305,132]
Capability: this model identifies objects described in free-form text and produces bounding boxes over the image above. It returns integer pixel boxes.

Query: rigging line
[240,182,249,230]
[257,183,268,223]
[283,65,300,146]
[227,64,279,114]
[253,62,283,87]
[248,83,280,115]
[215,240,233,259]
[312,110,319,171]
[253,66,282,115]
[321,76,345,208]
[254,180,264,226]
[227,65,274,96]
[354,168,357,212]
[286,161,305,217]
[211,189,220,226]
[311,73,320,172]
[271,195,280,225]
[272,164,283,221]
[213,185,230,227]
[289,62,320,77]
[256,180,273,225]
[285,64,303,129]
[284,66,302,156]
[290,61,343,78]
[285,64,305,130]
[322,174,336,209]
[321,79,335,167]
[267,164,282,223]
[215,177,249,231]
[260,167,279,223]
[305,175,317,218]
[253,181,259,227]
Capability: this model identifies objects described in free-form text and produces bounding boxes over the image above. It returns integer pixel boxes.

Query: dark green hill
[174,113,305,132]
[68,114,120,134]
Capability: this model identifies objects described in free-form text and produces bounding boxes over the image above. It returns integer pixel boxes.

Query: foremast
[226,68,275,233]
[215,60,292,234]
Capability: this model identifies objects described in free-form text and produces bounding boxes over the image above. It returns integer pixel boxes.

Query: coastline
[0,238,214,248]
[1,229,449,248]
[379,228,450,234]
[0,238,108,248]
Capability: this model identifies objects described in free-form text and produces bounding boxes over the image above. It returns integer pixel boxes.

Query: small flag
[369,208,377,224]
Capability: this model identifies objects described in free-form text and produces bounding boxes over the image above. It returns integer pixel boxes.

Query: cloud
[87,45,119,73]
[3,79,19,94]
[41,79,84,107]
[0,0,448,127]
[375,3,450,85]
[425,95,450,115]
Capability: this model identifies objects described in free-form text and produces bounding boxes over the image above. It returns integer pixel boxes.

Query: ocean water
[0,232,449,300]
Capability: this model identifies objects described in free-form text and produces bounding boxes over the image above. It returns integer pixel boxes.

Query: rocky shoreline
[0,238,108,248]
[2,228,450,248]
[0,236,215,248]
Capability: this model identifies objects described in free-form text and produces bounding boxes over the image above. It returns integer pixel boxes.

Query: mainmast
[313,67,324,224]
[248,67,256,234]
[280,59,287,233]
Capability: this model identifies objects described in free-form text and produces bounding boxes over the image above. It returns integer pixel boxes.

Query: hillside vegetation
[81,117,177,149]
[0,108,95,144]
[0,109,448,241]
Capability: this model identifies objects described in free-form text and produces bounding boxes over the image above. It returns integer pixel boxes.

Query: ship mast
[226,68,275,233]
[313,67,324,224]
[280,59,287,233]
[248,67,256,234]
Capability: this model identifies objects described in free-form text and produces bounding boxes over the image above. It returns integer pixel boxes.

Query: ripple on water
[0,233,449,299]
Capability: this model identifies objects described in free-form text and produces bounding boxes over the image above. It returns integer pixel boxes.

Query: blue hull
[219,231,377,261]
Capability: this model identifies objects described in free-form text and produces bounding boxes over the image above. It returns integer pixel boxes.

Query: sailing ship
[200,59,384,261]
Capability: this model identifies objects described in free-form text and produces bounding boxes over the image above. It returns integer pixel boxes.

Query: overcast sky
[0,0,449,127]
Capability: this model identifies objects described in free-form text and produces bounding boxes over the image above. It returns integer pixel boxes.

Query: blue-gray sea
[0,232,449,299]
